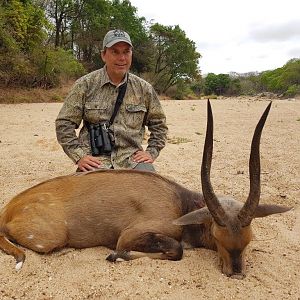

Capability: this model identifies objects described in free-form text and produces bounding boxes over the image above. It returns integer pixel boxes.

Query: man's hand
[132,151,154,164]
[77,155,102,172]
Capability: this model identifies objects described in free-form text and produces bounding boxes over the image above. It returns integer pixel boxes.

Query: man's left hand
[132,150,154,163]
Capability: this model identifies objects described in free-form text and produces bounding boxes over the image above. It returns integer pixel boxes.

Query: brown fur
[0,102,292,278]
[0,169,205,269]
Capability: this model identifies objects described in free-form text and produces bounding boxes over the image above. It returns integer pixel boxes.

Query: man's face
[101,42,132,81]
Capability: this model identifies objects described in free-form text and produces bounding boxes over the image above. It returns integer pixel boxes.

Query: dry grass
[0,81,74,104]
[167,136,192,144]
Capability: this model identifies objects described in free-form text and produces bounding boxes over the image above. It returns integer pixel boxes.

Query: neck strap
[109,77,128,125]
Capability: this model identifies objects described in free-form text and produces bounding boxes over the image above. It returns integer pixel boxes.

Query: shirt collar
[101,66,128,88]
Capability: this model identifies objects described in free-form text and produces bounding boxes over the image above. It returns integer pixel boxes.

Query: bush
[31,48,86,88]
[282,84,300,98]
[164,80,195,100]
[205,94,218,99]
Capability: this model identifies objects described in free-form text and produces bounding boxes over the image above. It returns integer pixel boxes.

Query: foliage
[149,23,201,94]
[259,58,300,96]
[189,79,202,96]
[0,0,299,97]
[199,59,300,98]
[45,0,152,73]
[31,48,86,87]
[109,0,153,74]
[165,79,195,100]
[72,0,111,69]
[0,0,47,86]
[203,73,231,95]
[1,0,48,52]
[0,0,85,87]
[227,78,241,95]
[236,72,263,95]
[283,84,300,98]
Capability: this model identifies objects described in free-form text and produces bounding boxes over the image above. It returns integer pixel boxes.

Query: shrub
[283,84,300,98]
[30,48,86,88]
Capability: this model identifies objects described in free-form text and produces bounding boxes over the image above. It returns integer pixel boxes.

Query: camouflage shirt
[55,67,168,169]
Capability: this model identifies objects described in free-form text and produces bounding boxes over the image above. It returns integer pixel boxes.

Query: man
[56,29,168,172]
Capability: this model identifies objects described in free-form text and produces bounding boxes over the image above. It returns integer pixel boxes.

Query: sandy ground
[0,98,299,299]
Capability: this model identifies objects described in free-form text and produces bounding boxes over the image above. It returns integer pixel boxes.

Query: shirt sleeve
[55,79,87,163]
[145,86,168,159]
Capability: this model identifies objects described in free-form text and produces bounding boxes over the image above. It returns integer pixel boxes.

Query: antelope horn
[238,102,272,227]
[201,100,227,226]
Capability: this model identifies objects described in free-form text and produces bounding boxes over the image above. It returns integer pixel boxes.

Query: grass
[0,82,74,104]
[167,136,192,144]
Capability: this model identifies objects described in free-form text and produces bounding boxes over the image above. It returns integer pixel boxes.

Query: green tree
[62,0,151,73]
[0,0,49,85]
[259,58,300,96]
[227,77,241,95]
[45,0,78,48]
[1,0,48,52]
[149,23,201,93]
[216,74,230,95]
[203,73,232,96]
[72,0,110,67]
[0,0,84,87]
[109,0,153,74]
[236,72,263,95]
[203,73,218,95]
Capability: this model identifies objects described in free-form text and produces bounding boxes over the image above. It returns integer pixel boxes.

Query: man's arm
[144,86,168,160]
[55,80,86,163]
[56,80,103,171]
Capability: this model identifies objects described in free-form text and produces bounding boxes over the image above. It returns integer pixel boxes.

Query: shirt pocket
[125,104,147,129]
[84,102,108,124]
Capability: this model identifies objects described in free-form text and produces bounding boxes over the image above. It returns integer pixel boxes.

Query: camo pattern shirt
[55,67,168,169]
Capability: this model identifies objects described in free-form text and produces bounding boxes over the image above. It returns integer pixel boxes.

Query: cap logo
[113,29,125,37]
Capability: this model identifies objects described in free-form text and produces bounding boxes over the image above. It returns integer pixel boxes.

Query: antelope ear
[254,204,292,218]
[173,207,211,225]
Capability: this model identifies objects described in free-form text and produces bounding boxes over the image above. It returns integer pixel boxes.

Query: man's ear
[100,50,106,62]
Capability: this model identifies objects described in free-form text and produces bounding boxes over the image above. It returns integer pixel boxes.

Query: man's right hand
[77,155,102,172]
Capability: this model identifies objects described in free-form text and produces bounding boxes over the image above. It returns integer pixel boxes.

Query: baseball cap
[102,29,133,49]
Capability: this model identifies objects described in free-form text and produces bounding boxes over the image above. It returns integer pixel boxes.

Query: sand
[0,97,299,299]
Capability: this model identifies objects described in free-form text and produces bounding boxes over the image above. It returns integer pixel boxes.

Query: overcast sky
[130,0,300,74]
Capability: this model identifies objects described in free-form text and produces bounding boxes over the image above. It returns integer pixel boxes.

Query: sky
[130,0,300,75]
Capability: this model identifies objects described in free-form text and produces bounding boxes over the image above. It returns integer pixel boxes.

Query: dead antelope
[0,101,291,278]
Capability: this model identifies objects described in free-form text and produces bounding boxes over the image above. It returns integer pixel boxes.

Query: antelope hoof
[15,261,24,271]
[106,251,130,262]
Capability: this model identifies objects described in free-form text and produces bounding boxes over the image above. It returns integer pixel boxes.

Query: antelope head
[174,100,291,279]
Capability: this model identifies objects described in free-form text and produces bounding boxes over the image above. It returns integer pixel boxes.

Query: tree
[61,0,152,72]
[0,0,84,87]
[44,0,78,48]
[227,78,241,96]
[203,73,231,95]
[260,58,300,95]
[203,73,218,95]
[71,0,110,67]
[0,0,49,85]
[109,0,153,74]
[149,23,201,93]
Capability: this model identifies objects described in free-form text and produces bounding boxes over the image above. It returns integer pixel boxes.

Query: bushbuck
[0,100,291,278]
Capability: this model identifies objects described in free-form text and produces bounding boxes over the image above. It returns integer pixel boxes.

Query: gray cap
[102,29,133,49]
